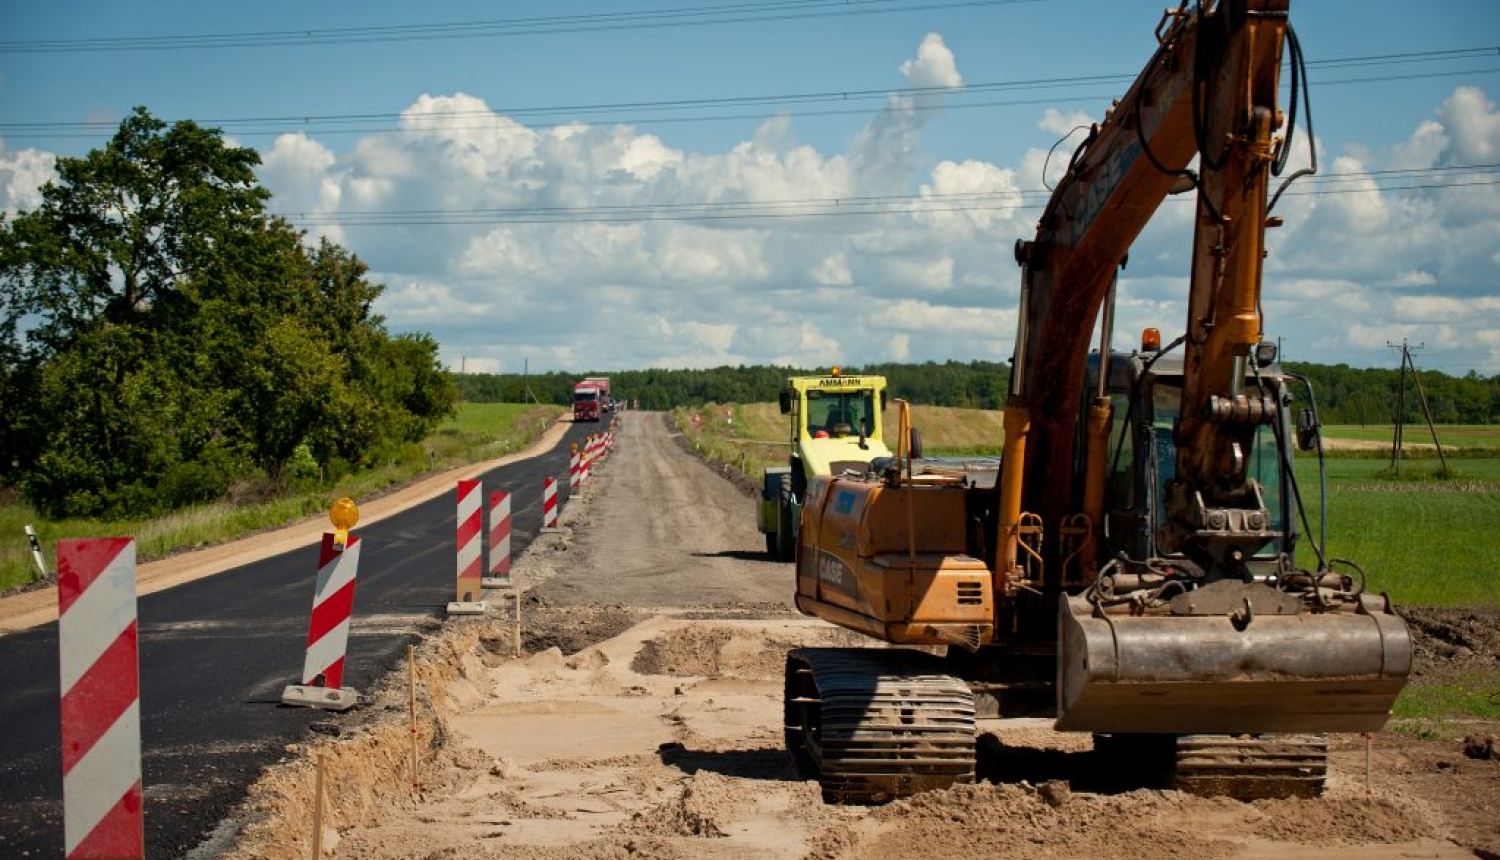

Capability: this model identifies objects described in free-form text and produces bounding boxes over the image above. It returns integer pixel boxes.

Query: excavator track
[1095,732,1329,799]
[784,647,975,804]
[1173,733,1328,799]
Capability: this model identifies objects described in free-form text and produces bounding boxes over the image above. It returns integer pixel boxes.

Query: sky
[2,0,1498,377]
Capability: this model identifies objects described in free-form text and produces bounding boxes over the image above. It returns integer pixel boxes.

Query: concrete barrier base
[282,684,359,711]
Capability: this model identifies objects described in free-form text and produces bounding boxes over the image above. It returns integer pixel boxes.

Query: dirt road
[216,412,1497,860]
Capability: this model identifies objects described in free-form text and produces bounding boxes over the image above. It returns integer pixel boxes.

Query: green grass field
[1294,457,1499,605]
[680,403,1498,609]
[1324,423,1500,449]
[0,403,563,592]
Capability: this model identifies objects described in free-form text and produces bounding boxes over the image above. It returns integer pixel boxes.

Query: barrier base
[447,600,489,616]
[481,576,513,589]
[282,684,359,711]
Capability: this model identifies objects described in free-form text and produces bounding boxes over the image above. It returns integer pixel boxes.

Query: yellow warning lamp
[1141,327,1162,352]
[831,365,841,377]
[330,497,359,551]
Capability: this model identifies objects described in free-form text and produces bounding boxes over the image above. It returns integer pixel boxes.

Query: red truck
[584,376,612,412]
[572,381,602,422]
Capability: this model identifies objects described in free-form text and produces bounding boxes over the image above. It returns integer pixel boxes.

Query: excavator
[784,0,1412,803]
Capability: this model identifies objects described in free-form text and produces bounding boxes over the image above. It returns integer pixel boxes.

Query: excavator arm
[1004,0,1290,585]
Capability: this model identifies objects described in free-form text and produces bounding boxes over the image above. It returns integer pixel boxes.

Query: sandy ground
[18,410,1486,859]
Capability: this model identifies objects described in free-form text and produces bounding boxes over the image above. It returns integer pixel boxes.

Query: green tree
[1,109,269,515]
[1,107,456,516]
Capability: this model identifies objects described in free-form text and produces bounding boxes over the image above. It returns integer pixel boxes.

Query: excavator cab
[1094,351,1293,571]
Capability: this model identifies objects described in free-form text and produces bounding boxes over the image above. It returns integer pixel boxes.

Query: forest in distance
[456,359,1500,426]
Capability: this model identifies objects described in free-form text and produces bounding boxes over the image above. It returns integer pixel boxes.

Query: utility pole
[523,358,539,405]
[1387,340,1448,475]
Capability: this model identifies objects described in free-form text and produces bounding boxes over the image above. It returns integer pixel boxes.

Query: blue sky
[3,0,1498,376]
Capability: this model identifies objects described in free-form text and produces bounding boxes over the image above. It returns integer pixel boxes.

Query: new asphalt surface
[0,419,596,858]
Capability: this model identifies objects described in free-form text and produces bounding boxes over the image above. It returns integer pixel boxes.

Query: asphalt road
[0,419,597,858]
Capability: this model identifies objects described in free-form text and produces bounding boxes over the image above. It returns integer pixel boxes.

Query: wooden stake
[408,644,420,793]
[513,590,523,658]
[1364,732,1373,799]
[312,754,325,860]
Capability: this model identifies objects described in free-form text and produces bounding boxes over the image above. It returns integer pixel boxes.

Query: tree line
[0,108,456,519]
[462,359,1500,425]
[456,360,1015,412]
[1285,361,1500,426]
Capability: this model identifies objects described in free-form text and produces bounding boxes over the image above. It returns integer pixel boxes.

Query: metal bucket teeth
[785,648,976,803]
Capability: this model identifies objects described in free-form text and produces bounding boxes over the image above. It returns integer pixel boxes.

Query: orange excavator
[784,0,1412,802]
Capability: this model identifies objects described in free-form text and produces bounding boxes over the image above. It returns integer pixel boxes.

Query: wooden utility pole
[523,358,539,404]
[1387,340,1448,475]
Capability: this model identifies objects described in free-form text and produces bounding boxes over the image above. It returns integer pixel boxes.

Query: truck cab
[758,370,891,560]
[572,383,602,422]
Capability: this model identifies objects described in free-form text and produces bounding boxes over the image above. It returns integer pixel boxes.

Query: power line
[0,0,1045,54]
[0,51,1492,142]
[268,164,1500,228]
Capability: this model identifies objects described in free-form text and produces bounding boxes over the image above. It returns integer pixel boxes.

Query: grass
[1323,423,1500,449]
[680,402,1498,608]
[675,401,1004,492]
[1294,456,1500,606]
[1392,668,1500,740]
[1393,672,1500,723]
[0,403,564,592]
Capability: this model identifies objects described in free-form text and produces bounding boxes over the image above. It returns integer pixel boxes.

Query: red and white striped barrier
[58,538,143,860]
[482,490,512,588]
[282,533,363,710]
[541,476,560,531]
[568,445,581,492]
[448,478,488,614]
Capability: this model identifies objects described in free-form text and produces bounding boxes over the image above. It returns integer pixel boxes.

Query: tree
[0,109,271,515]
[1,108,456,516]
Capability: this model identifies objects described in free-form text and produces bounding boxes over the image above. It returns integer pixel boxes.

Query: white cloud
[0,141,56,215]
[1039,109,1093,139]
[808,252,852,286]
[900,33,964,90]
[226,28,1497,379]
[917,159,1023,232]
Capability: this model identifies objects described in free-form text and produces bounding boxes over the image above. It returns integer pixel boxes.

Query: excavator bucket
[1056,589,1412,734]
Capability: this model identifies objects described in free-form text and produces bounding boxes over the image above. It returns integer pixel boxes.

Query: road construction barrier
[448,478,488,615]
[58,538,143,860]
[568,445,581,492]
[282,533,363,710]
[541,476,560,531]
[482,490,512,589]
